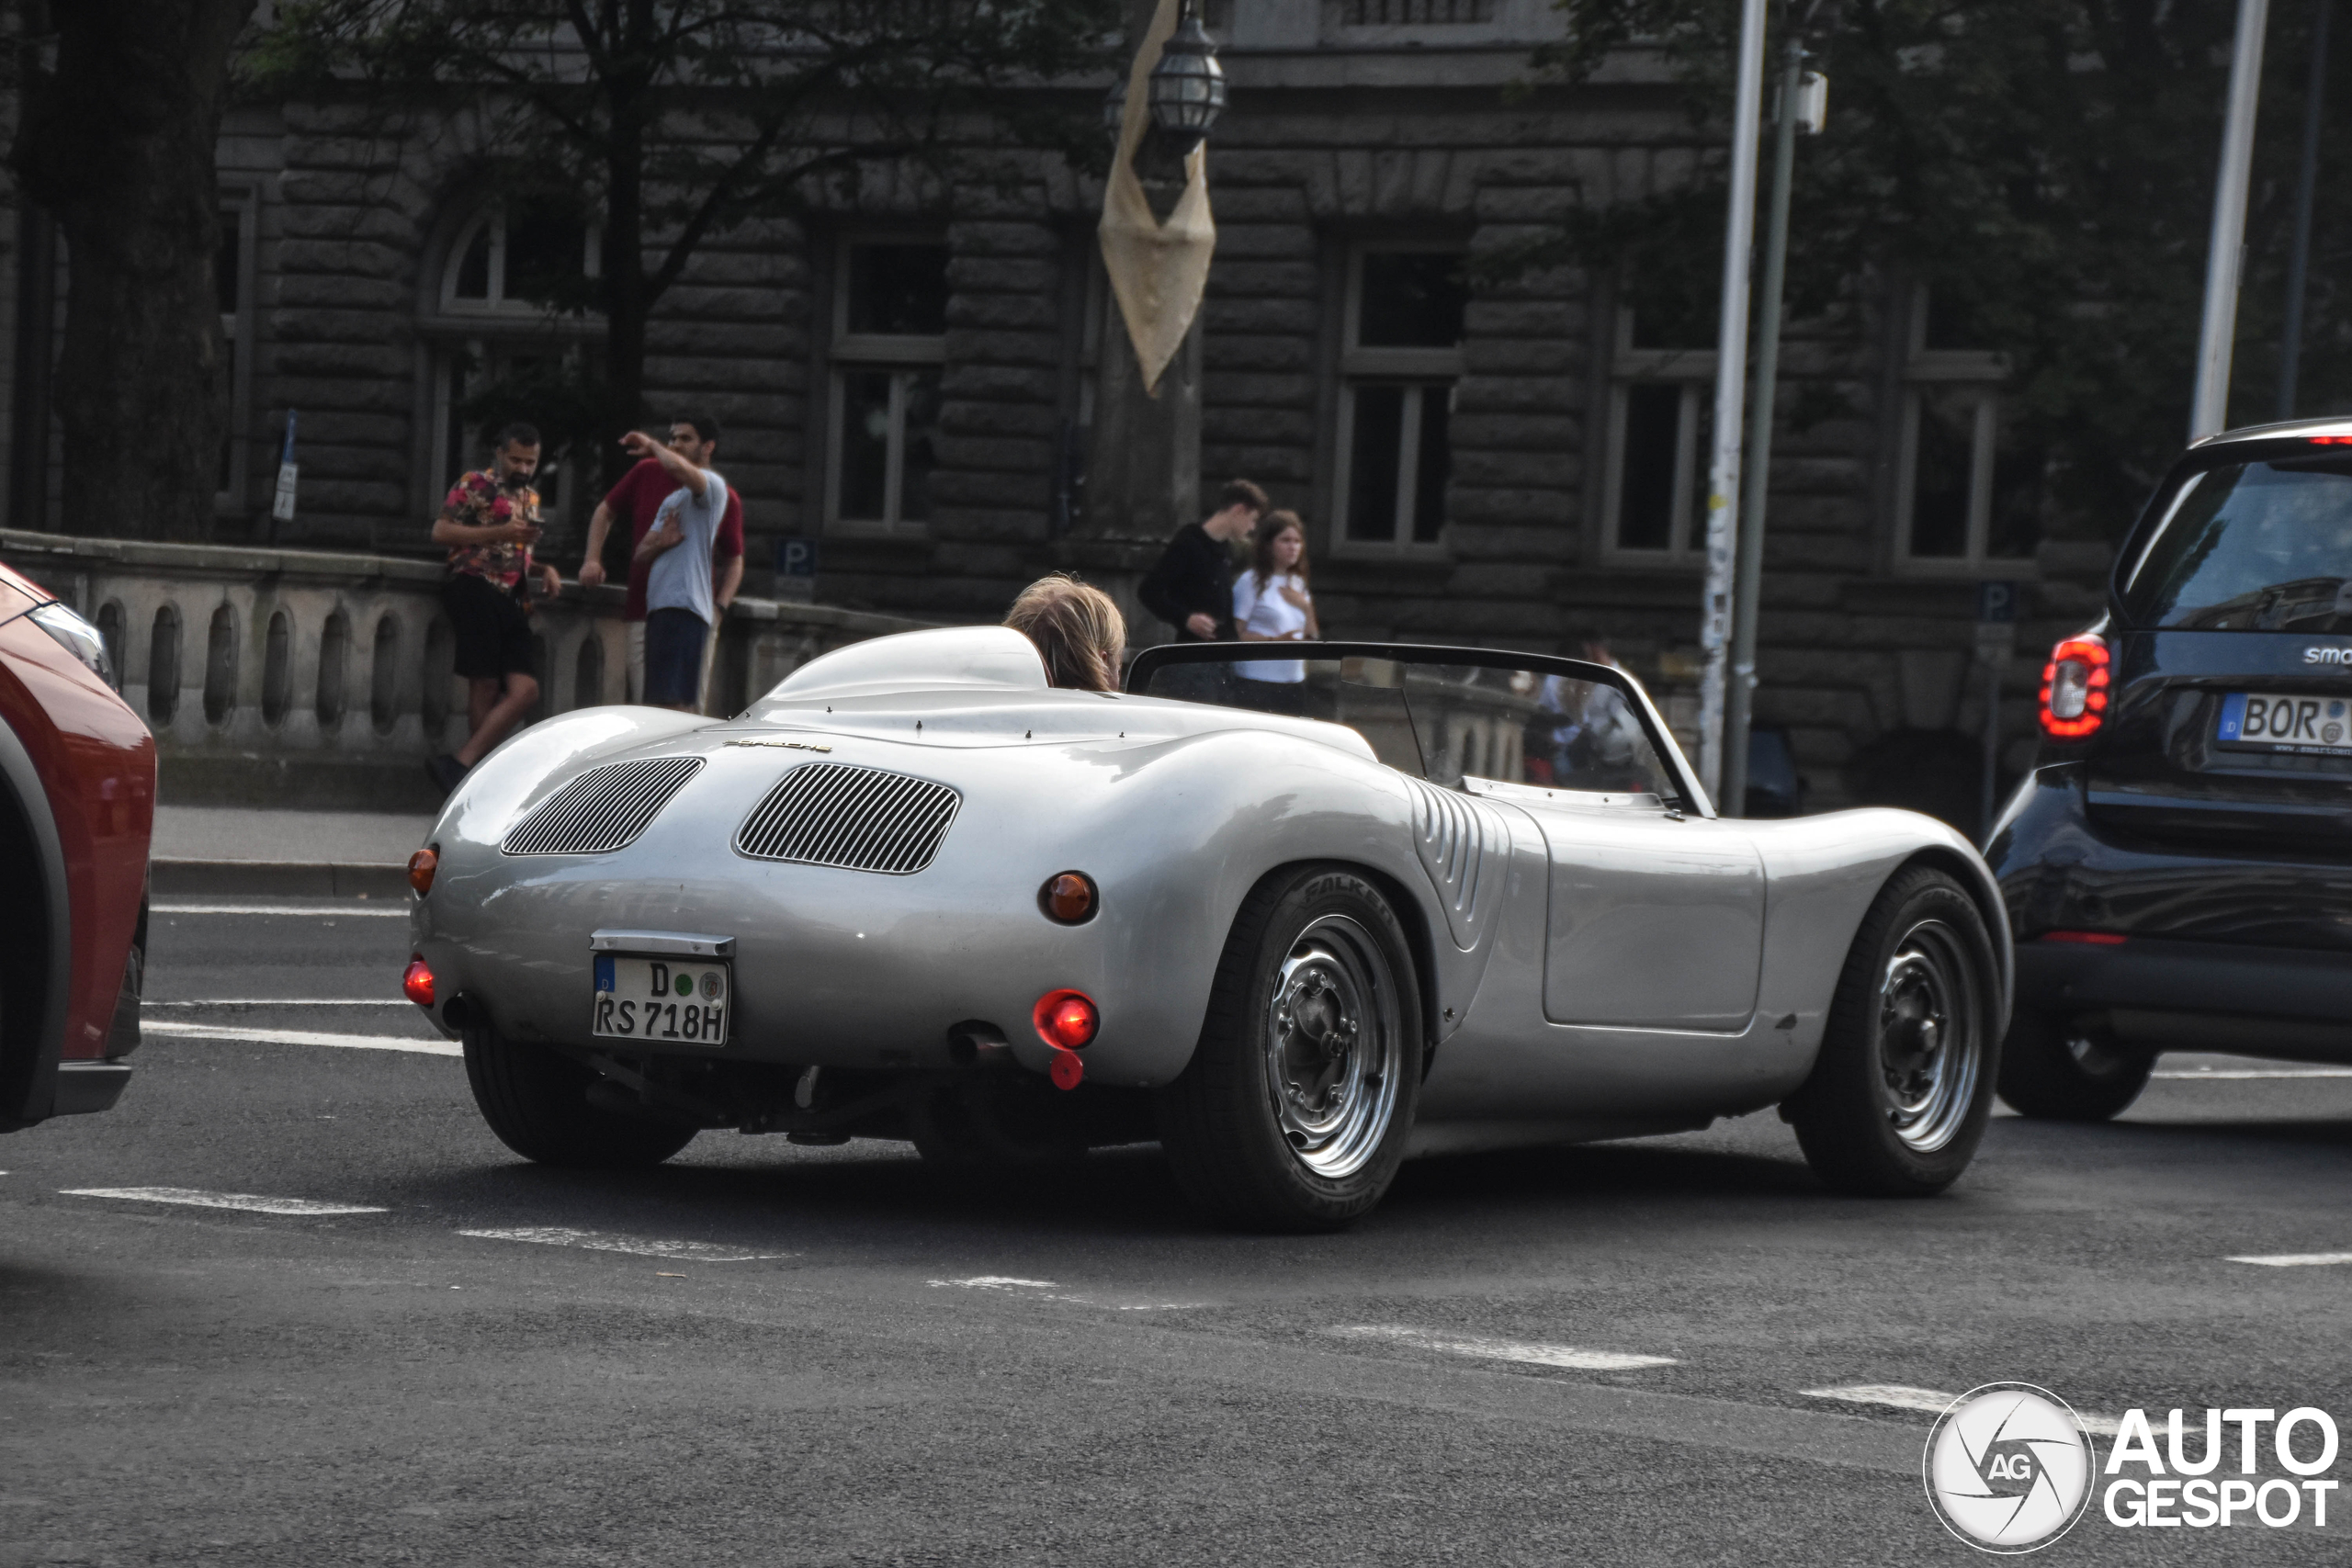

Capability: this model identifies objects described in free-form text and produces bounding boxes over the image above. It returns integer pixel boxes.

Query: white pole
[1699,0,1770,805]
[2190,0,2272,441]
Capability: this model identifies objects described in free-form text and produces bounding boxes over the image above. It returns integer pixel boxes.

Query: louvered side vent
[735,762,960,874]
[502,756,705,856]
[1407,777,1503,951]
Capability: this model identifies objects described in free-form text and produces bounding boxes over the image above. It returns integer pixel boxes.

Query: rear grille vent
[502,756,704,856]
[735,762,960,874]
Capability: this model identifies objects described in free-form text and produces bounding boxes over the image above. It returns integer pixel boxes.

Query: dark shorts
[442,572,535,681]
[643,607,708,707]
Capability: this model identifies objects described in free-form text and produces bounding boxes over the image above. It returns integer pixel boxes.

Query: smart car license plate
[2216,692,2352,754]
[592,953,729,1045]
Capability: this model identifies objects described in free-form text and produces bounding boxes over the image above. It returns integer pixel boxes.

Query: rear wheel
[1786,866,2001,1197]
[1996,1012,2155,1122]
[1158,866,1422,1232]
[463,1026,697,1168]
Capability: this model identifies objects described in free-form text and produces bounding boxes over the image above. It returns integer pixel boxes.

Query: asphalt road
[6,899,2352,1565]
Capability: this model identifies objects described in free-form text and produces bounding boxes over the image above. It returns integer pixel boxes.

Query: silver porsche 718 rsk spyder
[404,627,2012,1231]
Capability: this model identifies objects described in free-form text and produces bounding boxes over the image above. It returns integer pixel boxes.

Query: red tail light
[2040,930,2127,945]
[2039,635,2110,739]
[1034,988,1099,1051]
[402,956,435,1008]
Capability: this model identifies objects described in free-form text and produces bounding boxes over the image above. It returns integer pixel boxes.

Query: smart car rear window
[2122,459,2352,631]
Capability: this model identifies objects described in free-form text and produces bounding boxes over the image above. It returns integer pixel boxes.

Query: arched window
[424,199,604,530]
[441,202,600,314]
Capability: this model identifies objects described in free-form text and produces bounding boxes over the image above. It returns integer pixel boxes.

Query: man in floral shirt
[427,422,563,795]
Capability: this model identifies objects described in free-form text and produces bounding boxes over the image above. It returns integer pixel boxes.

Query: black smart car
[1987,417,2352,1120]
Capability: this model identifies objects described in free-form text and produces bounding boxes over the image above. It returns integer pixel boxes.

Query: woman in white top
[1231,509,1319,703]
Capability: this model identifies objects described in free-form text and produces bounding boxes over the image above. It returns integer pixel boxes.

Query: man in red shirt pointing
[578,414,745,707]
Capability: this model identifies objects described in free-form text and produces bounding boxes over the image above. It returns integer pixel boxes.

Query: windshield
[1131,649,1680,801]
[2122,460,2352,631]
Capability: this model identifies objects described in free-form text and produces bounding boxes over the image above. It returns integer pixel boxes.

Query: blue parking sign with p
[777,537,819,580]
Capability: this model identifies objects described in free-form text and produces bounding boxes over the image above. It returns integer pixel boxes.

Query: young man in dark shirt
[1138,479,1268,642]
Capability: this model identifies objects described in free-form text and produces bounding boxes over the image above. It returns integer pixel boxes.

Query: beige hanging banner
[1098,0,1216,397]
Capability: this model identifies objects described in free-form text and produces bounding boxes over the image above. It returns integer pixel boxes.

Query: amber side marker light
[1039,871,1097,923]
[408,846,438,896]
[2041,931,2128,945]
[403,956,435,1008]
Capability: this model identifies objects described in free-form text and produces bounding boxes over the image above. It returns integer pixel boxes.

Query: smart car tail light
[403,957,435,1008]
[1034,988,1099,1051]
[408,847,437,896]
[2039,635,2110,739]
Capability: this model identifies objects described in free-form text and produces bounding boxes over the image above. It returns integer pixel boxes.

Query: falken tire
[463,1026,697,1168]
[1158,865,1423,1233]
[1996,1011,2156,1122]
[1786,865,2002,1198]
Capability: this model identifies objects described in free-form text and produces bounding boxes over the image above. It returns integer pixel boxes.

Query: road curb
[151,859,411,899]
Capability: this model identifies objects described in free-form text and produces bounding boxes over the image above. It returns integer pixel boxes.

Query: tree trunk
[10,0,254,542]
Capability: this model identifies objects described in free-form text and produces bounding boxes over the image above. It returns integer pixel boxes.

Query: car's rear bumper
[51,1060,132,1116]
[2016,935,2352,1060]
[1992,762,2352,1061]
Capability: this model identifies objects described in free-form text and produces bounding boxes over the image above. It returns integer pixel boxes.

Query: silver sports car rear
[409,626,2008,1231]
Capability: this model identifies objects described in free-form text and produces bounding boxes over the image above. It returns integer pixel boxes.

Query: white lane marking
[927,1276,1205,1310]
[139,1021,458,1056]
[149,998,413,1008]
[152,902,408,918]
[2154,1067,2352,1079]
[1803,1384,2120,1436]
[62,1186,388,1216]
[459,1227,789,1263]
[2229,1251,2352,1267]
[1329,1325,1678,1371]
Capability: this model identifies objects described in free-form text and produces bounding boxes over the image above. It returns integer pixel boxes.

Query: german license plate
[592,953,729,1044]
[2216,692,2352,754]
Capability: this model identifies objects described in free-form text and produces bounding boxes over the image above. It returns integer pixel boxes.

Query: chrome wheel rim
[1876,919,1983,1154]
[1261,914,1404,1179]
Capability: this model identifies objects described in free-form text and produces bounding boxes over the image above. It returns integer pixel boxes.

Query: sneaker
[426,752,469,795]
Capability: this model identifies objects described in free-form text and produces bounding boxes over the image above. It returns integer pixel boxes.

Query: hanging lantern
[1102,72,1127,135]
[1146,0,1226,154]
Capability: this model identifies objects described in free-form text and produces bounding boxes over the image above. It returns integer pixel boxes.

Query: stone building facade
[0,0,2110,822]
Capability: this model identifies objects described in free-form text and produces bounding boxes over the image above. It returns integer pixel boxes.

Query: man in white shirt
[625,424,729,712]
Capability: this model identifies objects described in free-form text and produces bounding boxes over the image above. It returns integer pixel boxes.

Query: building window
[424,200,600,525]
[440,203,599,316]
[1335,247,1465,551]
[1603,308,1716,561]
[828,240,946,534]
[1341,1,1496,22]
[217,188,257,511]
[1895,286,2038,570]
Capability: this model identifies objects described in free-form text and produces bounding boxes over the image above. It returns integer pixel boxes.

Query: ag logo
[1924,1383,2096,1552]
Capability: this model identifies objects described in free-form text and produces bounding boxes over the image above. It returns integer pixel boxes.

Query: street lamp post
[2190,0,2273,440]
[1723,4,1835,818]
[1069,0,1226,633]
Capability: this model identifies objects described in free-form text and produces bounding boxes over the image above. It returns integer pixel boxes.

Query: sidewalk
[152,806,435,898]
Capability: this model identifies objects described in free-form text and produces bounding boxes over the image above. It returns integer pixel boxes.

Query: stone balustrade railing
[0,528,931,810]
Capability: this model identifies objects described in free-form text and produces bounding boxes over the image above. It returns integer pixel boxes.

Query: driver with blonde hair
[1005,576,1126,693]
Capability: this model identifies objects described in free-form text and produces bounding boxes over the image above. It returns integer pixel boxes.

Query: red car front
[0,558,153,1130]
